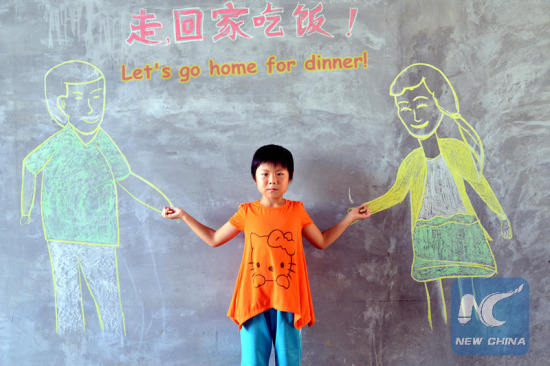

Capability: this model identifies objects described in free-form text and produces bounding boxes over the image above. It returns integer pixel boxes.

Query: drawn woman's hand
[500,218,513,239]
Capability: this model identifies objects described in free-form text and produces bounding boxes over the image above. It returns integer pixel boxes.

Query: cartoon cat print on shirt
[250,229,296,289]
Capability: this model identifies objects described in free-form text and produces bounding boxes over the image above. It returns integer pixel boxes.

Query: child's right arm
[162,207,240,247]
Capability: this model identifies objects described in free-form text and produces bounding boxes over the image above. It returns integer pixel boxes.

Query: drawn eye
[400,107,412,112]
[416,103,428,108]
[280,262,285,268]
[256,262,260,268]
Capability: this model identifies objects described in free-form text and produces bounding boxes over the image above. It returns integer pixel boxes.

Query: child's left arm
[302,205,370,250]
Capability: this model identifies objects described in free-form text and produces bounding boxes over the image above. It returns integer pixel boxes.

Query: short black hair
[251,144,294,181]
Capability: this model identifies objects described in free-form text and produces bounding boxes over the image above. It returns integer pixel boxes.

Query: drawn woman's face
[395,82,444,139]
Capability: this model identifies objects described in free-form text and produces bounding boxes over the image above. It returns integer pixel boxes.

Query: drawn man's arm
[117,172,172,212]
[20,161,38,225]
[20,132,60,225]
[97,130,172,212]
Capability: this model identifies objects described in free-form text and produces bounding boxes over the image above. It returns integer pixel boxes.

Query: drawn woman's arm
[500,219,512,239]
[467,173,512,239]
[361,150,420,214]
[450,142,512,239]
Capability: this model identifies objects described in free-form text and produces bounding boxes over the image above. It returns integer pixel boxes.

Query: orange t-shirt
[227,200,315,330]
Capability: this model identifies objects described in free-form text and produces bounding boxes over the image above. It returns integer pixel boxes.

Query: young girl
[359,63,512,329]
[162,144,370,365]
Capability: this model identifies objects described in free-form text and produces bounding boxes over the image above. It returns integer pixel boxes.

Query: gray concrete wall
[1,0,548,364]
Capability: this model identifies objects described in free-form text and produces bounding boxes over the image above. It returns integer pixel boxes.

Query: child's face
[394,82,444,139]
[57,78,105,135]
[254,162,291,205]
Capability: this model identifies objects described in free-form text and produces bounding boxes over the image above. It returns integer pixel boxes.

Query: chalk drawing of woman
[361,63,512,329]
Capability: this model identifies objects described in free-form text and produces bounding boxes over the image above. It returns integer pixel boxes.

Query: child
[162,144,370,365]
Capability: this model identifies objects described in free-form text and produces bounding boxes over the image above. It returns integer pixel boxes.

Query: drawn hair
[251,144,294,180]
[44,60,105,127]
[390,63,484,172]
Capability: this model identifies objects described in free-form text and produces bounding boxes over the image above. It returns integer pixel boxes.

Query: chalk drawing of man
[20,60,171,334]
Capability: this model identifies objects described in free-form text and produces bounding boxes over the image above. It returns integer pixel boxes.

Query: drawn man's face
[57,78,105,135]
[395,82,443,139]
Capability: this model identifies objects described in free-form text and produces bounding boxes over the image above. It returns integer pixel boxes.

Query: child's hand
[347,205,371,222]
[162,206,184,220]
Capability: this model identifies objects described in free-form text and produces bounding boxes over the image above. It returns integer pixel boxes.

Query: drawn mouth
[410,121,429,129]
[81,116,101,124]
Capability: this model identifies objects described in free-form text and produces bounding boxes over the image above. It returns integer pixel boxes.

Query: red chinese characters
[126,9,169,45]
[174,8,205,42]
[211,1,252,42]
[293,3,333,38]
[253,2,285,38]
[126,3,347,46]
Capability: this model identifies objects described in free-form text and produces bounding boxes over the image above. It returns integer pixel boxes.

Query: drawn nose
[87,98,94,114]
[268,266,273,272]
[413,109,421,122]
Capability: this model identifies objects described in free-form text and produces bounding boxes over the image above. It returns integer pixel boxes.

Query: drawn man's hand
[20,215,31,226]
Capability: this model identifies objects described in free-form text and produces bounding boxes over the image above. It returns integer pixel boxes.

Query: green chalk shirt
[24,125,131,245]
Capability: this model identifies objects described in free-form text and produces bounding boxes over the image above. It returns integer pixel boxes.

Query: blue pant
[240,309,302,366]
